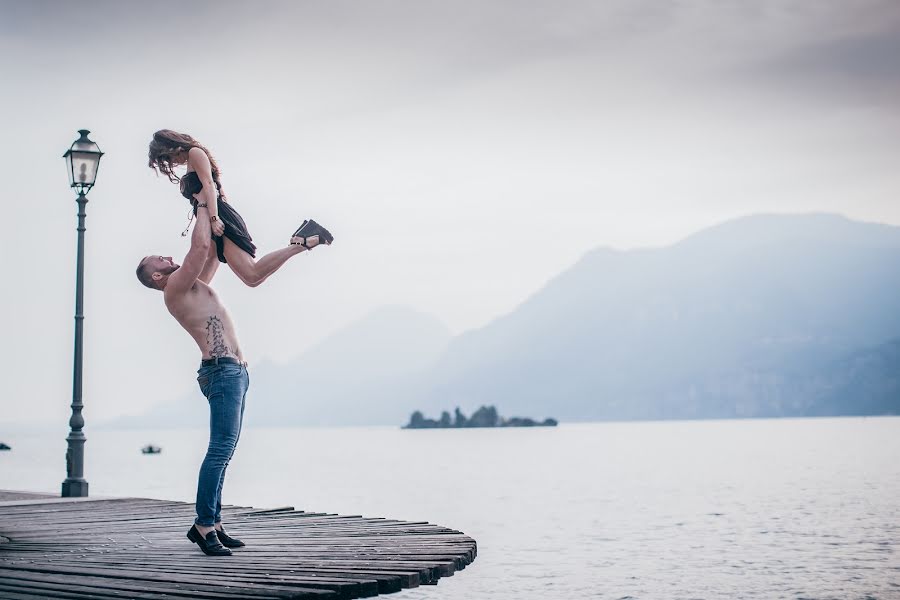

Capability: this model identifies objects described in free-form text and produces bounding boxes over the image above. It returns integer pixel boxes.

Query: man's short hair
[136,257,157,289]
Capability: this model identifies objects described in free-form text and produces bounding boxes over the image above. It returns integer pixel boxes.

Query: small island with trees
[403,405,558,429]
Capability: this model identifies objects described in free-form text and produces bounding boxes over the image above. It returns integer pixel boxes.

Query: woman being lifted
[148,129,333,287]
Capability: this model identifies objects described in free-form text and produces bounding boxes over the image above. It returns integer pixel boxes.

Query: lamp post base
[61,479,88,498]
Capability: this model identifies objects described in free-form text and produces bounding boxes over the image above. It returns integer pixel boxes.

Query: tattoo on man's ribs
[206,316,230,358]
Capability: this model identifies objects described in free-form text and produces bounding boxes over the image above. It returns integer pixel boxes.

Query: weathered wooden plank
[0,587,64,600]
[0,569,287,599]
[0,583,116,600]
[1,562,372,598]
[2,565,339,599]
[35,561,389,597]
[14,556,420,589]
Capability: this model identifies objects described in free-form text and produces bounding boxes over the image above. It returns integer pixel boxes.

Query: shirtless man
[135,172,320,555]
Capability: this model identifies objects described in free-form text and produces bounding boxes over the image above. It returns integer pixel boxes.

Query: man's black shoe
[187,524,232,556]
[215,527,245,548]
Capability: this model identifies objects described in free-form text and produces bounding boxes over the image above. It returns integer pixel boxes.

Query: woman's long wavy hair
[148,129,226,199]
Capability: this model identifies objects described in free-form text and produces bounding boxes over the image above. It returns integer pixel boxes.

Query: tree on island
[403,405,557,429]
[468,405,499,427]
[408,411,427,428]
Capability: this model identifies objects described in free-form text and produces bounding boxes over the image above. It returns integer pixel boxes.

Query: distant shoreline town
[403,405,558,429]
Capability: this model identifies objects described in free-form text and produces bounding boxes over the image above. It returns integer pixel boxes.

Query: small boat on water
[0,442,10,451]
[141,445,161,455]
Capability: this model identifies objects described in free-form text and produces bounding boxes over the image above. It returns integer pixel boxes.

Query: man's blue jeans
[194,362,248,527]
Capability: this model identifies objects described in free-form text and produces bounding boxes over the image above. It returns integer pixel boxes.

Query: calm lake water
[2,418,898,599]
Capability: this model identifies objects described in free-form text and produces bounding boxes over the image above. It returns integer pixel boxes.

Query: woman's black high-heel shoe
[291,219,334,249]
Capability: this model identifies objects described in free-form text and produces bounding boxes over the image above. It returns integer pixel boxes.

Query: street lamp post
[61,129,103,498]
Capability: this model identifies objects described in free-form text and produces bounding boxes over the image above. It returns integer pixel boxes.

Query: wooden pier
[0,491,477,599]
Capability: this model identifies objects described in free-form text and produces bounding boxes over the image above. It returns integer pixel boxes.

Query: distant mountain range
[103,213,900,429]
[421,213,900,421]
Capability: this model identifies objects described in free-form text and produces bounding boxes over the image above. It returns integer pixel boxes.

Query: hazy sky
[1,0,899,427]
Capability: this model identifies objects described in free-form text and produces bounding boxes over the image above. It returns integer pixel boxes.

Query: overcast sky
[1,0,899,427]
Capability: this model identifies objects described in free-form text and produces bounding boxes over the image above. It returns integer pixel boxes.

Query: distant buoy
[141,445,161,454]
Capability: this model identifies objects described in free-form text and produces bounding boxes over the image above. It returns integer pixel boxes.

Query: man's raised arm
[166,203,212,296]
[198,242,219,284]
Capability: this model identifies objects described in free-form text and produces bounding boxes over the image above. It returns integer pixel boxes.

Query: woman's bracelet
[195,202,208,208]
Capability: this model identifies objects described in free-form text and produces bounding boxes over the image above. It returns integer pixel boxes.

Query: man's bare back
[165,277,243,362]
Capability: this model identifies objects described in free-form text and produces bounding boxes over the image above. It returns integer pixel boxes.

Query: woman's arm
[187,147,225,236]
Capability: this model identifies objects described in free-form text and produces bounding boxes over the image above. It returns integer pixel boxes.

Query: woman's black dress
[181,171,257,263]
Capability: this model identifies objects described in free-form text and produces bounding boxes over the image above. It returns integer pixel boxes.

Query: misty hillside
[418,213,900,420]
[245,306,450,426]
[104,306,450,428]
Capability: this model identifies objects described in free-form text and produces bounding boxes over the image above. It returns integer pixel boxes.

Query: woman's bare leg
[222,236,315,287]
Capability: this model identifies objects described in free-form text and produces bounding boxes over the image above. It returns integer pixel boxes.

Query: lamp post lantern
[61,129,103,497]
